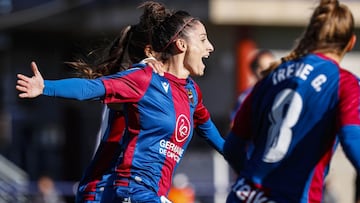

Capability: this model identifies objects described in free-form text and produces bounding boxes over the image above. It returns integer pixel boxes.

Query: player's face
[184,22,214,76]
[256,54,275,79]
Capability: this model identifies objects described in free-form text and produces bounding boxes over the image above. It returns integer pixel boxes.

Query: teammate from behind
[224,0,360,202]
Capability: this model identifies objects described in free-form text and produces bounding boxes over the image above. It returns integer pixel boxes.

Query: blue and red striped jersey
[225,53,360,202]
[42,64,224,197]
[77,106,126,201]
[100,65,223,196]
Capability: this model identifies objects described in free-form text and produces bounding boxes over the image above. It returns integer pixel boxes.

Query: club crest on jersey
[175,114,191,142]
[161,81,169,93]
[187,88,194,104]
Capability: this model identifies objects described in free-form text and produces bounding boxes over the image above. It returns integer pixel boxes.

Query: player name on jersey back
[272,62,327,92]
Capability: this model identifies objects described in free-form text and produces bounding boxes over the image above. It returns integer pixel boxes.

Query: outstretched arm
[16,61,106,101]
[195,119,224,155]
[16,61,44,98]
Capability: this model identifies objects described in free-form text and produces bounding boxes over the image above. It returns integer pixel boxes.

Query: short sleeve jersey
[232,53,360,202]
[100,65,210,196]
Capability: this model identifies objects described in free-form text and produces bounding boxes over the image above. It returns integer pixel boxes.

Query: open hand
[143,58,166,76]
[16,61,45,98]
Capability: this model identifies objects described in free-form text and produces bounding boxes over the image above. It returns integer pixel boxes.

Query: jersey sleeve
[223,131,248,174]
[43,78,105,100]
[231,90,254,139]
[223,91,254,173]
[195,119,224,154]
[337,71,360,172]
[101,67,152,104]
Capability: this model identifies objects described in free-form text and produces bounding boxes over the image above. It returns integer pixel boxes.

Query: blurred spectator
[30,175,66,203]
[168,173,195,203]
[230,49,275,123]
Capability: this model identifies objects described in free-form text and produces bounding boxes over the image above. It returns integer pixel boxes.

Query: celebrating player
[16,7,224,203]
[70,2,171,203]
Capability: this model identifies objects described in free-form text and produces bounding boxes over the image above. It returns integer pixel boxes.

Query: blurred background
[1,0,360,202]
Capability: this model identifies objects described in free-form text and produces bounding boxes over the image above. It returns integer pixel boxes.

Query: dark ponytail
[66,1,172,79]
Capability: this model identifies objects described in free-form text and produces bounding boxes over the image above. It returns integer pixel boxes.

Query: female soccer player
[224,0,360,202]
[16,9,224,203]
[70,2,172,203]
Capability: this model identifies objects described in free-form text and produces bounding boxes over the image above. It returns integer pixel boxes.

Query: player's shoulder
[336,68,360,99]
[339,68,359,83]
[128,63,149,71]
[125,63,154,76]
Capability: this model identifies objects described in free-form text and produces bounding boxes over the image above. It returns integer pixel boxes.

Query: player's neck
[164,55,189,79]
[315,51,343,64]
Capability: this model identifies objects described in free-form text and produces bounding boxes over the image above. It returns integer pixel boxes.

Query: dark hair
[250,49,274,74]
[151,10,198,62]
[268,0,354,71]
[67,1,172,79]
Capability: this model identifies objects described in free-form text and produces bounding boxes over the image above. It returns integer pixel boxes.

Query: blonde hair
[266,0,354,74]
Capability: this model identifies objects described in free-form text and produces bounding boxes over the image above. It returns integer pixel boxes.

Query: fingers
[18,92,29,98]
[16,74,30,89]
[145,59,165,76]
[31,61,41,77]
[147,62,158,73]
[17,74,31,82]
[16,78,30,98]
[17,79,28,87]
[16,74,32,94]
[152,65,159,74]
[16,84,29,98]
[16,84,27,92]
[16,73,31,98]
[155,65,164,76]
[153,62,165,76]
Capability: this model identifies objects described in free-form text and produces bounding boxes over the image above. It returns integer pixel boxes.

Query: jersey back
[232,53,360,202]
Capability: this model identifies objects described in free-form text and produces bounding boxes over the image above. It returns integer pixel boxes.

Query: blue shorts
[101,181,162,203]
[76,187,104,203]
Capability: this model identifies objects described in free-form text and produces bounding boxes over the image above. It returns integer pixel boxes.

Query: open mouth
[202,55,210,64]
